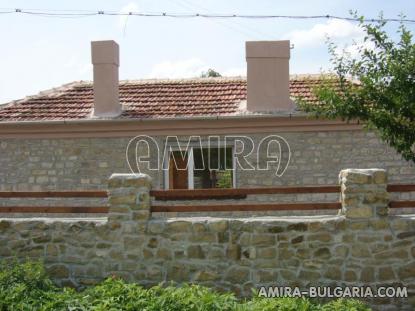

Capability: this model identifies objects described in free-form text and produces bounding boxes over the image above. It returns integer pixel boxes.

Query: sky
[0,0,414,104]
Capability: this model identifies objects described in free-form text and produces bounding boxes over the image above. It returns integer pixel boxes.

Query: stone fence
[0,169,414,310]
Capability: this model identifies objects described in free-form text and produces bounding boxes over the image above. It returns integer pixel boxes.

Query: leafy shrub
[0,261,371,311]
[321,298,371,311]
[0,260,58,310]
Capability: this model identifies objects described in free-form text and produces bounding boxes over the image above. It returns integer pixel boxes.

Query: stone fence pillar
[339,168,389,219]
[107,174,152,226]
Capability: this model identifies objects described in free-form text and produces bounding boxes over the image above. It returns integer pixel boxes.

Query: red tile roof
[0,76,333,122]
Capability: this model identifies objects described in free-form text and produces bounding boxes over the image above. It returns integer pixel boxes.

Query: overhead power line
[0,8,414,23]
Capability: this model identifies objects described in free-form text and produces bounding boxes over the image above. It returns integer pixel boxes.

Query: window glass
[193,147,233,189]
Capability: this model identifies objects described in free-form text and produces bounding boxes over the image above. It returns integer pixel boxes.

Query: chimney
[246,40,294,112]
[91,40,121,117]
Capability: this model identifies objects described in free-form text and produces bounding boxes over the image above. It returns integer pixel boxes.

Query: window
[164,146,235,190]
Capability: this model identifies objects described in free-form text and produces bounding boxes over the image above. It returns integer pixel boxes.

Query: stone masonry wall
[0,131,414,192]
[0,169,414,310]
[1,130,414,210]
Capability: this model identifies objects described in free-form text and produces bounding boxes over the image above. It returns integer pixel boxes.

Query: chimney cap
[91,40,119,66]
[246,40,290,59]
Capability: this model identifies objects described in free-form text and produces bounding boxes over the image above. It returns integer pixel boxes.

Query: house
[0,40,413,194]
[1,41,414,308]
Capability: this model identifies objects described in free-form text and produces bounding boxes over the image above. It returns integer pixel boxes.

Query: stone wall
[1,131,414,192]
[0,169,414,310]
[1,130,414,210]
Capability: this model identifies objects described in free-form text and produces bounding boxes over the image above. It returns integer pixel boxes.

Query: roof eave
[0,113,362,139]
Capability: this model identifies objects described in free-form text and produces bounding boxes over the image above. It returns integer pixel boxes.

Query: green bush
[0,260,58,310]
[0,261,371,311]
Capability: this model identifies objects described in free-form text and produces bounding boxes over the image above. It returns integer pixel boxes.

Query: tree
[200,69,222,78]
[299,16,415,163]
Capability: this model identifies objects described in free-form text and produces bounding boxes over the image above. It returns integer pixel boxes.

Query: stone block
[194,270,220,281]
[147,221,165,234]
[224,266,250,283]
[299,269,320,280]
[257,247,276,259]
[192,222,207,233]
[251,234,275,247]
[47,264,70,278]
[324,266,342,280]
[267,225,285,233]
[32,234,51,244]
[287,223,308,232]
[242,247,256,260]
[398,262,415,280]
[226,244,241,260]
[339,168,387,185]
[296,248,311,259]
[190,232,216,243]
[124,236,145,250]
[280,269,296,281]
[187,245,205,259]
[256,270,278,283]
[166,221,192,233]
[334,245,349,258]
[378,266,396,281]
[208,220,228,232]
[339,169,389,219]
[344,270,358,282]
[360,266,374,282]
[109,194,137,205]
[291,235,304,244]
[147,237,158,249]
[351,244,372,258]
[0,220,11,231]
[132,210,150,221]
[108,173,152,188]
[278,249,294,260]
[46,244,59,257]
[167,264,189,281]
[307,233,331,243]
[314,247,331,259]
[156,248,172,260]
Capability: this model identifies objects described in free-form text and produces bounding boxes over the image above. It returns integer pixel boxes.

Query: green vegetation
[216,170,233,188]
[299,14,415,163]
[200,68,222,78]
[0,261,371,310]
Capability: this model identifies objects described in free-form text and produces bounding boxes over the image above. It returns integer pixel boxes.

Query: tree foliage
[299,15,415,163]
[201,68,222,78]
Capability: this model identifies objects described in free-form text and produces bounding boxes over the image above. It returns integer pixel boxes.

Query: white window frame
[163,143,235,190]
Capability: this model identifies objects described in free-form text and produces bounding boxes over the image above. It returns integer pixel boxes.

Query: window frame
[163,142,236,190]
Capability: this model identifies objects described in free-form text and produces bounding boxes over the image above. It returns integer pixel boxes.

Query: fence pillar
[339,168,389,218]
[107,174,152,225]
